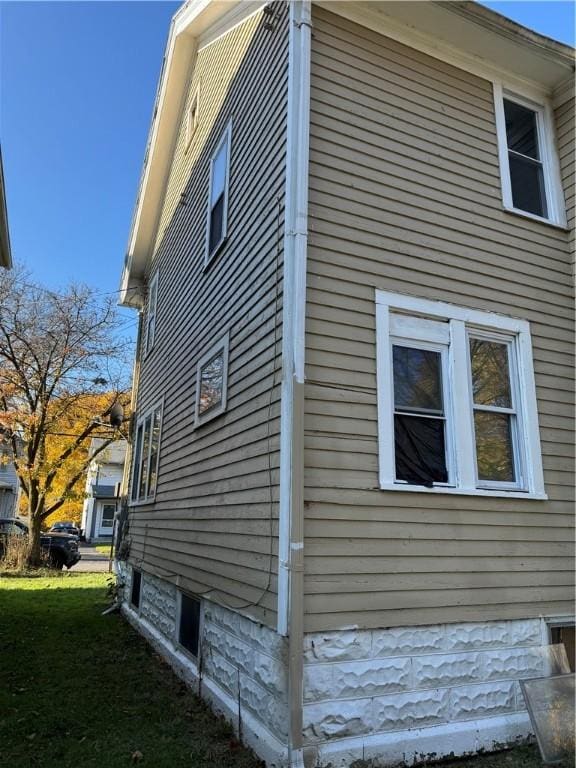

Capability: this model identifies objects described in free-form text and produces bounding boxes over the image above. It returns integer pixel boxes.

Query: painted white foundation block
[450,681,517,720]
[118,564,289,752]
[307,713,532,768]
[305,657,412,702]
[303,630,372,663]
[373,688,452,732]
[303,698,374,741]
[302,617,543,762]
[372,626,445,658]
[412,651,483,688]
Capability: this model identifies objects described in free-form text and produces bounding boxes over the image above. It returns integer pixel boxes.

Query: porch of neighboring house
[82,489,118,543]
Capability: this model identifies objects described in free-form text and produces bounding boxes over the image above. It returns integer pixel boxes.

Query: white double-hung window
[493,84,566,227]
[206,122,232,263]
[376,290,545,498]
[144,272,158,356]
[131,402,163,503]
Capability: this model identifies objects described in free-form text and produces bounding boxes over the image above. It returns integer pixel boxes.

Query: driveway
[72,544,111,572]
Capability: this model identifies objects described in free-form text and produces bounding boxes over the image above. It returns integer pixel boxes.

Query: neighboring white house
[0,443,18,518]
[81,439,127,542]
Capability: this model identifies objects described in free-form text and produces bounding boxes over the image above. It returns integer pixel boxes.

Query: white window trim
[194,332,230,427]
[375,290,546,499]
[493,83,567,229]
[143,271,159,358]
[184,84,200,150]
[205,121,232,266]
[129,399,164,506]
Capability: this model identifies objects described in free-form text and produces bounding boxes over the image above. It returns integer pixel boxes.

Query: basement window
[205,122,232,264]
[131,570,142,609]
[549,621,575,673]
[178,593,201,657]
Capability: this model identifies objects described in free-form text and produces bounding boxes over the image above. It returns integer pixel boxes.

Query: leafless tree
[0,267,131,567]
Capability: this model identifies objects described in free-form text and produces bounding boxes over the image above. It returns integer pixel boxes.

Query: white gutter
[278,1,311,765]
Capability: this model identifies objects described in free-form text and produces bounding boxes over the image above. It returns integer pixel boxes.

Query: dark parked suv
[0,518,81,569]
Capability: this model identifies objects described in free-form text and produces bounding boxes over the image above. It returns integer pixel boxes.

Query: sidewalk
[72,544,111,572]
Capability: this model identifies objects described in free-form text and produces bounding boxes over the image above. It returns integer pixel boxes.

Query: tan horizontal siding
[128,7,288,628]
[303,7,575,632]
[555,97,575,266]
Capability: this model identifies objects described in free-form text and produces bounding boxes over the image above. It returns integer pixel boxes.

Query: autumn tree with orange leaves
[0,268,131,567]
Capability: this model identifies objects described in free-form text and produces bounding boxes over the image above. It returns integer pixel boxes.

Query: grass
[0,573,263,768]
[93,544,112,555]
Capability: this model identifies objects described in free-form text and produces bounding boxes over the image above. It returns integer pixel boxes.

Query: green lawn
[0,573,263,768]
[93,544,112,555]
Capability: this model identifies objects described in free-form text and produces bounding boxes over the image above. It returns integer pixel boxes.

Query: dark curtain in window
[394,414,448,486]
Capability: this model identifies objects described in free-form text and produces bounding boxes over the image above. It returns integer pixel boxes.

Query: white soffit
[321,1,574,95]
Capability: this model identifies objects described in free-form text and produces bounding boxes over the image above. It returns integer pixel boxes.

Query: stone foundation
[115,562,290,766]
[115,563,565,768]
[302,619,556,767]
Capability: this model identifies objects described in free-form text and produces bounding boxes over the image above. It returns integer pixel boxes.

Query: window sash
[467,332,524,490]
[206,123,231,262]
[391,337,454,486]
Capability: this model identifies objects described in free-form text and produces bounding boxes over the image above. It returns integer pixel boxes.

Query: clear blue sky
[1,0,178,330]
[1,1,574,310]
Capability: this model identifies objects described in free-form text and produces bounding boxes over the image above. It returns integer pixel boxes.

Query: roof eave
[0,148,13,270]
[119,0,249,307]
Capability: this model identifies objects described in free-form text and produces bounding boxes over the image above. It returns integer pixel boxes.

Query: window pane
[146,316,155,353]
[393,346,443,414]
[131,425,143,500]
[509,153,547,218]
[469,339,512,408]
[504,99,539,159]
[147,410,161,497]
[474,411,515,482]
[208,194,225,254]
[179,594,201,657]
[394,414,448,485]
[199,352,224,415]
[138,416,151,499]
[101,505,115,528]
[211,141,227,204]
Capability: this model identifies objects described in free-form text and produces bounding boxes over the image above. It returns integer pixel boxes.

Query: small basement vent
[178,593,201,657]
[131,570,142,609]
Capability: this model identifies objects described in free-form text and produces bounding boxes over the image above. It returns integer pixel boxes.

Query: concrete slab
[71,544,111,573]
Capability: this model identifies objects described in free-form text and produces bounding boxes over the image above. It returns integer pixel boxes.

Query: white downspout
[278,1,311,765]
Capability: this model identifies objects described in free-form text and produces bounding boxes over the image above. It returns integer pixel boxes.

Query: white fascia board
[320,1,574,100]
